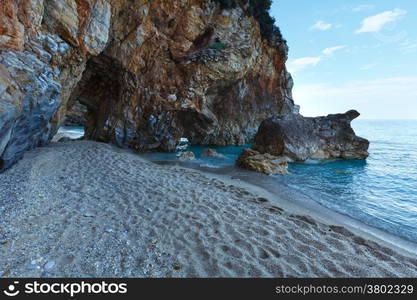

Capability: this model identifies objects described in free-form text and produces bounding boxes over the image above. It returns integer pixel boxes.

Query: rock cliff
[0,0,294,170]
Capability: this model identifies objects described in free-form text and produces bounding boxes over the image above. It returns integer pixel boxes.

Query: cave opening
[50,47,226,153]
[52,102,87,142]
[54,53,126,144]
[172,110,216,149]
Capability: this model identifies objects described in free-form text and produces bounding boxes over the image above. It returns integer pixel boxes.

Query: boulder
[253,110,369,161]
[201,148,225,158]
[176,151,195,161]
[236,148,288,175]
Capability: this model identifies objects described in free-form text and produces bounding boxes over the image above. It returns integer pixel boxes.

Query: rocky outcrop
[252,110,370,162]
[201,148,224,158]
[0,0,102,169]
[177,151,196,161]
[0,0,294,170]
[236,148,288,175]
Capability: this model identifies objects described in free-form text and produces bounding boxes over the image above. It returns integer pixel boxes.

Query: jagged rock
[0,0,294,170]
[236,148,288,175]
[176,151,195,161]
[63,114,86,127]
[0,65,22,166]
[253,110,370,161]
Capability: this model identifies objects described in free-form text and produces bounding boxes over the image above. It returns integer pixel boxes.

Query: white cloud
[355,9,407,34]
[353,4,375,12]
[289,46,347,73]
[322,45,346,56]
[288,57,321,73]
[310,20,332,31]
[292,77,417,119]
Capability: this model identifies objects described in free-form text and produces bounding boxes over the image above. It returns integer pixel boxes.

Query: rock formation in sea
[201,148,224,158]
[0,0,294,170]
[250,110,370,162]
[236,148,288,175]
[177,151,196,161]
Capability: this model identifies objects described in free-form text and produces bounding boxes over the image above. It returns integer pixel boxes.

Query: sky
[270,0,417,119]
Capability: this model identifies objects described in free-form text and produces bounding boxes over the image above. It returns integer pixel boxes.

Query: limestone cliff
[0,0,294,170]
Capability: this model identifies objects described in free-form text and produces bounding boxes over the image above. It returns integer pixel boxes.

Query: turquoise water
[59,120,417,242]
[282,120,417,242]
[143,120,417,243]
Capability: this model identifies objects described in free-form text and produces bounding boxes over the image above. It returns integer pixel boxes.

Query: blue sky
[271,0,417,119]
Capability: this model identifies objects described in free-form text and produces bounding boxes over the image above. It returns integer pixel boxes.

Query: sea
[59,120,417,243]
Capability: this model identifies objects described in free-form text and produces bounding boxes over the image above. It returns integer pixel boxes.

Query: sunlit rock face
[0,0,294,169]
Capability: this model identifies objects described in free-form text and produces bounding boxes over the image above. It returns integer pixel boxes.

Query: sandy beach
[0,141,416,277]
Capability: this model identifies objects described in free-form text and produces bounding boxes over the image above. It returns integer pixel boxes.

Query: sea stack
[247,110,370,163]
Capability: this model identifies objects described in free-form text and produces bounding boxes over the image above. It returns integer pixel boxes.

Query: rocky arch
[67,54,125,144]
[0,0,294,170]
[67,53,220,153]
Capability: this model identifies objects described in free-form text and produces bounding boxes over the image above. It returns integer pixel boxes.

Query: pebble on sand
[83,212,96,217]
[44,261,55,270]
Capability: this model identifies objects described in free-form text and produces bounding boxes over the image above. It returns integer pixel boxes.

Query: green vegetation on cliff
[214,0,285,46]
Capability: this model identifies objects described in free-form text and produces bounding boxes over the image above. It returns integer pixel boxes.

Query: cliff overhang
[0,0,294,170]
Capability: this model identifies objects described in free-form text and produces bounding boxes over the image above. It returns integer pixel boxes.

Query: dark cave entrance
[174,110,216,147]
[63,53,126,144]
[54,52,219,152]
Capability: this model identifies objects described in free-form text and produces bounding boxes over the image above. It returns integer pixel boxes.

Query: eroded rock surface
[64,102,87,126]
[236,148,288,175]
[0,0,294,170]
[177,151,196,161]
[201,148,224,158]
[252,110,370,161]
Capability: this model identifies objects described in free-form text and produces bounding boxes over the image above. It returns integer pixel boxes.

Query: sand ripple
[0,141,416,277]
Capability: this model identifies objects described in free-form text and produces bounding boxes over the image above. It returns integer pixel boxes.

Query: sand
[0,140,416,277]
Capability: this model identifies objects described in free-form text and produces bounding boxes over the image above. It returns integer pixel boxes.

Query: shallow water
[54,126,85,140]
[143,120,417,243]
[59,120,417,243]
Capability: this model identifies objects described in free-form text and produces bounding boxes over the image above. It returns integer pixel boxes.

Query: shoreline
[156,161,417,257]
[0,140,416,277]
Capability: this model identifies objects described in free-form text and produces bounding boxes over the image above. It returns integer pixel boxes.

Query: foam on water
[55,126,84,140]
